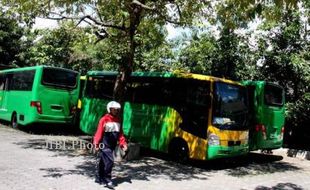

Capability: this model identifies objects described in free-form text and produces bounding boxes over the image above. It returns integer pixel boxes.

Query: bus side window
[6,74,13,91]
[101,78,115,99]
[128,77,172,105]
[10,71,35,91]
[0,74,5,90]
[85,77,114,99]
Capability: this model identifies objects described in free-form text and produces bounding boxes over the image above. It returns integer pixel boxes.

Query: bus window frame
[41,67,78,90]
[9,70,36,91]
[84,75,115,100]
[212,81,249,130]
[263,83,284,107]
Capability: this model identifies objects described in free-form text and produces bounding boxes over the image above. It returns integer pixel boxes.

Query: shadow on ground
[224,153,301,177]
[18,123,83,136]
[33,147,302,187]
[38,155,211,185]
[13,137,94,157]
[9,123,302,186]
[140,149,301,178]
[5,123,304,186]
[0,120,82,136]
[38,155,96,178]
[255,182,304,190]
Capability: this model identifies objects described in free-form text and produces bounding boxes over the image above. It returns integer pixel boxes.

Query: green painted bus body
[80,98,176,153]
[0,66,80,126]
[243,81,285,151]
[80,71,250,160]
[79,71,177,140]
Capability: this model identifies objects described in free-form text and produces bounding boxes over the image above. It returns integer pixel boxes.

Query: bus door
[176,79,210,155]
[0,74,5,112]
[246,84,259,149]
[0,74,11,115]
[262,84,285,144]
[180,80,210,139]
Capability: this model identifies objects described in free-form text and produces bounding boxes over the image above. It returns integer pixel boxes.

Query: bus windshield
[264,84,284,107]
[42,68,78,89]
[213,82,248,130]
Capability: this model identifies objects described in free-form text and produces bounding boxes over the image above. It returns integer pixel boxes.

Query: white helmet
[107,101,121,113]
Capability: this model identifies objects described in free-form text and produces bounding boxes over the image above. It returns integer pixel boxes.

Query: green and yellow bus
[0,66,80,128]
[243,81,285,151]
[80,71,250,161]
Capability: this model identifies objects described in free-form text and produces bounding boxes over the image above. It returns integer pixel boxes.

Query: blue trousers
[96,148,114,184]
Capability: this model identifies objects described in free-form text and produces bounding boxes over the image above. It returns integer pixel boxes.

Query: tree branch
[46,12,79,20]
[131,0,154,10]
[164,17,183,25]
[94,1,104,23]
[176,3,182,20]
[77,15,126,31]
[152,3,184,25]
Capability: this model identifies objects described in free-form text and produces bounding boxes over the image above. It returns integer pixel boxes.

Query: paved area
[0,124,310,190]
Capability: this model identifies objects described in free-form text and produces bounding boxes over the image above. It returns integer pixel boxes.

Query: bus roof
[0,65,79,74]
[87,70,241,85]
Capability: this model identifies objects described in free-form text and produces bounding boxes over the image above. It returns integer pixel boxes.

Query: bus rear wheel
[169,139,189,163]
[11,113,18,128]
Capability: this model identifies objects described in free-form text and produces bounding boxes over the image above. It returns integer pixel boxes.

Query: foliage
[285,93,310,149]
[286,93,310,127]
[257,10,310,102]
[134,21,175,72]
[2,0,210,101]
[21,22,97,74]
[178,32,217,75]
[0,13,25,66]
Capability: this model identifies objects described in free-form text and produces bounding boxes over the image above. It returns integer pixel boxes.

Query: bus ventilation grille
[228,141,241,146]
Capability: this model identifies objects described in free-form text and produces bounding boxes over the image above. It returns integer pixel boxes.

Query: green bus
[243,81,285,151]
[0,66,80,128]
[80,71,250,161]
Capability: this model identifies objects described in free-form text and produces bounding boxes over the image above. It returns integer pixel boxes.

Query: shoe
[105,182,115,189]
[95,178,106,185]
[95,178,103,185]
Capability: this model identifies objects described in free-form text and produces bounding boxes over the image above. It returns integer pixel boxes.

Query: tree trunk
[113,53,133,104]
[113,1,143,104]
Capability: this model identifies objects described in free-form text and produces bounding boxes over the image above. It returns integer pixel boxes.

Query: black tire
[169,138,189,163]
[11,113,18,128]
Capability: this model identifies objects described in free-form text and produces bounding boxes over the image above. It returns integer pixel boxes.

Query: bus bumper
[255,139,283,150]
[24,114,74,125]
[207,145,249,160]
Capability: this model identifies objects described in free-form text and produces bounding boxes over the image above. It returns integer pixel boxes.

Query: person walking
[93,101,127,189]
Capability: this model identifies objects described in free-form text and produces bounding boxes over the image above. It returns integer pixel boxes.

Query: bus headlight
[208,134,220,146]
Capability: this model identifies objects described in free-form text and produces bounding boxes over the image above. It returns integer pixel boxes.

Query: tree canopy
[0,13,25,67]
[3,0,210,101]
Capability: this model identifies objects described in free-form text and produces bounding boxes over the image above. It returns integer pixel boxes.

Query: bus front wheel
[169,138,189,163]
[11,113,18,128]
